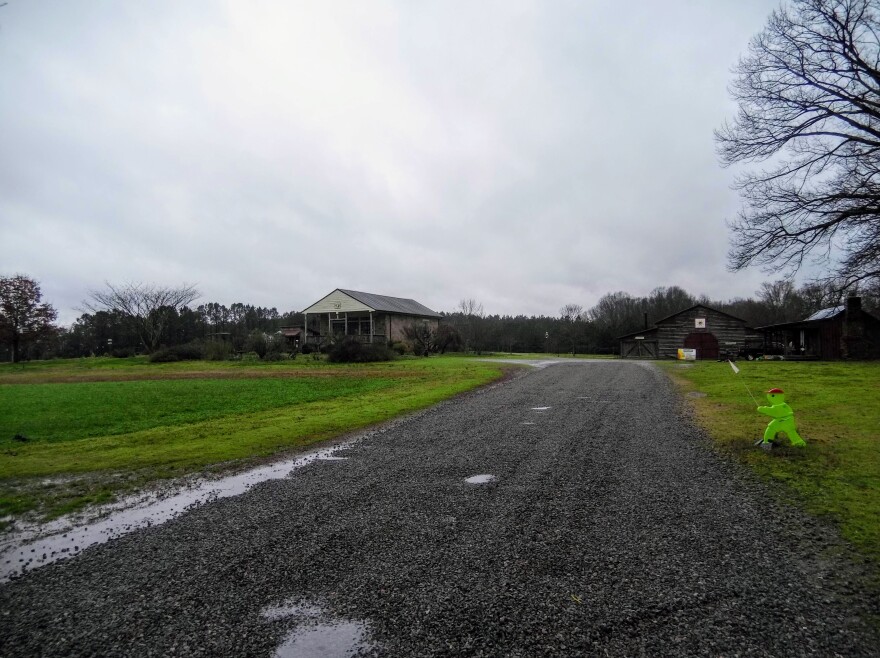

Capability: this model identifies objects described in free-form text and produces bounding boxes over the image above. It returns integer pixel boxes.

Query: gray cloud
[1,0,781,325]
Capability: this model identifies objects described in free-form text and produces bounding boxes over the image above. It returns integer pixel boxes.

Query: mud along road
[1,361,878,656]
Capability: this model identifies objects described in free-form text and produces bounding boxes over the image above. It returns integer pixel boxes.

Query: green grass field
[0,356,507,522]
[662,360,880,564]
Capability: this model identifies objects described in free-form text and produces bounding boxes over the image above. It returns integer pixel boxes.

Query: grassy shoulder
[0,356,507,522]
[660,360,880,564]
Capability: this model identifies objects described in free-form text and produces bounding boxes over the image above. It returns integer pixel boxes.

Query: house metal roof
[803,306,845,322]
[338,289,441,318]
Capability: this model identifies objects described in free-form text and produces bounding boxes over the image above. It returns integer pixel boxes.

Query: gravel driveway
[1,361,878,656]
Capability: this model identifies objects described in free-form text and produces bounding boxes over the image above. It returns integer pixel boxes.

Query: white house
[298,289,441,345]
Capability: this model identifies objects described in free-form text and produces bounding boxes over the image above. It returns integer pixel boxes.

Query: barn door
[639,341,658,358]
[683,332,719,360]
[623,340,658,358]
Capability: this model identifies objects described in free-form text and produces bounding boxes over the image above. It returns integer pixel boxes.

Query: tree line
[443,282,880,356]
[2,275,879,362]
[0,278,306,361]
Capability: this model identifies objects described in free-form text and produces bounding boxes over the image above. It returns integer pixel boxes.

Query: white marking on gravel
[521,422,535,425]
[0,441,357,582]
[531,406,551,411]
[465,474,496,485]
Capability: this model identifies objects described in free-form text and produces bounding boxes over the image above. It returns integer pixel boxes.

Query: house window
[331,317,372,336]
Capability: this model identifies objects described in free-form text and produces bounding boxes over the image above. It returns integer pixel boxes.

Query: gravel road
[1,361,878,656]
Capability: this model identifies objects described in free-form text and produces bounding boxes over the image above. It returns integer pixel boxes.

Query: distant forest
[8,280,880,361]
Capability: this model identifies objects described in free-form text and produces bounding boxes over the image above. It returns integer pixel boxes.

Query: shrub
[327,337,397,363]
[149,347,178,363]
[111,347,136,358]
[301,343,315,354]
[174,342,204,361]
[244,330,268,359]
[391,341,411,356]
[148,342,204,363]
[204,340,232,361]
[262,350,283,361]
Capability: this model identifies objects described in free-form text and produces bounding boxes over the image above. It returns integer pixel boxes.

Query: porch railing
[304,334,387,344]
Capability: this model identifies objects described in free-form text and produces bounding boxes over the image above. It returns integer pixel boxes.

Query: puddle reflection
[261,600,370,658]
[0,441,356,582]
[274,621,366,658]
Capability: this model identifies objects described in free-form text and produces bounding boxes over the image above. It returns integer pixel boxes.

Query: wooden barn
[298,289,440,346]
[619,304,755,360]
[756,297,880,360]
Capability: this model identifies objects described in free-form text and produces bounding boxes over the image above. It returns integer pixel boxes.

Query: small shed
[279,326,321,351]
[299,289,441,346]
[756,297,880,360]
[620,304,755,360]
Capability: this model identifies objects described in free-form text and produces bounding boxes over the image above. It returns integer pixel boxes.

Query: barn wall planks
[620,305,750,360]
[656,306,748,360]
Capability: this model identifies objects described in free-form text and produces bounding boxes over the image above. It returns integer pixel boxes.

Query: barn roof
[617,327,659,340]
[303,288,440,318]
[653,303,748,326]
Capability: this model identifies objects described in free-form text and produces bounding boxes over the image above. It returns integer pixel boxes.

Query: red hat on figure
[767,388,784,394]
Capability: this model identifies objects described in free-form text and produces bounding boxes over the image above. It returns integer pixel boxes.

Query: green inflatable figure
[757,388,806,448]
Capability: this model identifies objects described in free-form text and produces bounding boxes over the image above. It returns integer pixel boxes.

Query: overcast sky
[1,0,784,325]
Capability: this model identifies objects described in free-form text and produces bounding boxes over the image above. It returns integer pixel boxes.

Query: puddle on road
[261,600,370,658]
[274,621,367,658]
[465,474,496,485]
[0,442,356,582]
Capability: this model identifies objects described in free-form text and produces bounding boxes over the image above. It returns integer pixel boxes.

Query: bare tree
[457,298,484,318]
[758,279,806,323]
[645,286,696,321]
[84,282,199,353]
[0,274,58,362]
[456,298,485,353]
[558,304,585,355]
[402,322,435,356]
[717,0,880,291]
[435,324,463,353]
[559,303,584,323]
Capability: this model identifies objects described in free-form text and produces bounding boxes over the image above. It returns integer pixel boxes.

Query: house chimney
[847,296,862,314]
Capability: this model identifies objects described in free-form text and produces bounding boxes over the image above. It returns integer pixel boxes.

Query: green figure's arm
[757,403,793,419]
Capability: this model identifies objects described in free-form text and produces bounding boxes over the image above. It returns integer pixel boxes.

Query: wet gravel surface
[2,361,879,656]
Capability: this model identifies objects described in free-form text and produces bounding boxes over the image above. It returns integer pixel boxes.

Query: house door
[683,332,719,360]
